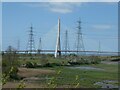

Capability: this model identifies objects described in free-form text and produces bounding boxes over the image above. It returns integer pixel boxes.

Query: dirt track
[17,68,55,78]
[3,68,55,88]
[3,81,45,88]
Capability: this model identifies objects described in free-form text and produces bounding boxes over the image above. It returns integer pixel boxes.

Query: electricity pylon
[27,24,35,54]
[76,19,85,55]
[63,30,70,55]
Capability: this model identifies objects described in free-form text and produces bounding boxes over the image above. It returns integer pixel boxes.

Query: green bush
[78,59,90,65]
[44,62,62,67]
[2,66,20,81]
[68,60,80,65]
[67,56,101,65]
[25,61,37,68]
[89,56,101,64]
[44,63,53,67]
[9,66,21,80]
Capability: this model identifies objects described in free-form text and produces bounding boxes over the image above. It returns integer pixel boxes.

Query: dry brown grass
[3,68,56,88]
[17,68,55,78]
[3,81,45,88]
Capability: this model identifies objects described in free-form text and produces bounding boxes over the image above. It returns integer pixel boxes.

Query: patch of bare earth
[3,68,55,88]
[3,81,45,88]
[17,68,55,78]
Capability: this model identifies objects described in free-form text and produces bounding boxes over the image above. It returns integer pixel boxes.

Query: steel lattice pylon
[76,19,85,55]
[26,24,35,54]
[63,30,70,55]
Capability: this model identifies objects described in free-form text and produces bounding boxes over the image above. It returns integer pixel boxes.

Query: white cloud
[91,24,113,30]
[48,2,82,14]
[23,1,117,14]
[24,2,82,14]
[50,8,72,13]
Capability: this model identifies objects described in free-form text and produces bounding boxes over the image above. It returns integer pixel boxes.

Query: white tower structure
[54,18,61,58]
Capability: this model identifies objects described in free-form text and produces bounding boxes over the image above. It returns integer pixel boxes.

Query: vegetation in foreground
[2,46,119,88]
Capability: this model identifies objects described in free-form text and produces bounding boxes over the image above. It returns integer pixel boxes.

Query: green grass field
[2,54,119,88]
[34,63,118,88]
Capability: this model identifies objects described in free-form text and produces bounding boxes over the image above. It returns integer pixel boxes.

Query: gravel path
[94,80,118,88]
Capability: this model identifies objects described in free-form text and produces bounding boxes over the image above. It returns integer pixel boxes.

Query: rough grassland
[3,61,118,88]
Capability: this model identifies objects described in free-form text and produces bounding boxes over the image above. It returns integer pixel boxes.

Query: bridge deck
[2,50,119,54]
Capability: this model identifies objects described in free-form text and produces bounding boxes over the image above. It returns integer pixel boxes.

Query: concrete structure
[54,18,61,58]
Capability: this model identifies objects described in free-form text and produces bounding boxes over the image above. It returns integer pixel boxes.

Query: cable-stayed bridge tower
[38,37,42,54]
[55,18,61,58]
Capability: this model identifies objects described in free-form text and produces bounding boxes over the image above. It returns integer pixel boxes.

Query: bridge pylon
[54,18,61,58]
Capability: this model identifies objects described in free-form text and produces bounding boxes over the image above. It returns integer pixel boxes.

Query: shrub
[111,58,120,61]
[67,56,101,65]
[44,63,62,67]
[44,63,53,67]
[89,56,101,64]
[9,66,21,80]
[68,60,79,65]
[25,61,37,68]
[80,59,90,65]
